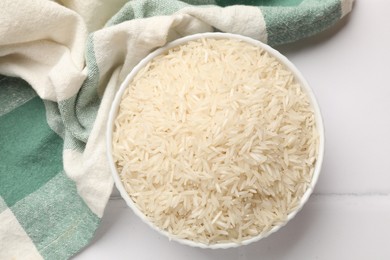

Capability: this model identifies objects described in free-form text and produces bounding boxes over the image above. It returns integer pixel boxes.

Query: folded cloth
[0,0,353,259]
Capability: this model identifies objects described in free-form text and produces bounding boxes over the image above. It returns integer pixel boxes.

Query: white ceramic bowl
[106,32,325,249]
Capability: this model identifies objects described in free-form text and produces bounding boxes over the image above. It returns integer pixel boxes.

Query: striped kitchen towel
[0,0,353,259]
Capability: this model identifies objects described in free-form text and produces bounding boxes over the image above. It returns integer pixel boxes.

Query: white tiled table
[75,1,390,259]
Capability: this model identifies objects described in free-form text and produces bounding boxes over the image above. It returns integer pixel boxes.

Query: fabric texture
[0,0,353,259]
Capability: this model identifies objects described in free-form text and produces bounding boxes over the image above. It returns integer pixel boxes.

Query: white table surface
[75,1,390,259]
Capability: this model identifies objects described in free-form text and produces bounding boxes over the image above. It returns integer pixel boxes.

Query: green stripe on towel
[0,95,63,207]
[11,171,99,260]
[261,0,342,45]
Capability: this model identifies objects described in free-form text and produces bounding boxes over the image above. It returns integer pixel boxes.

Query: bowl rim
[106,32,325,249]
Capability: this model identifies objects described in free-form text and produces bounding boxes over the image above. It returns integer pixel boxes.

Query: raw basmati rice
[112,38,319,245]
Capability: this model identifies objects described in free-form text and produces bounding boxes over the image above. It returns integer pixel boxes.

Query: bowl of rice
[106,32,324,249]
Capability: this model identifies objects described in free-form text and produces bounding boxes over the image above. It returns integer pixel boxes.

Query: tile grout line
[312,192,390,197]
